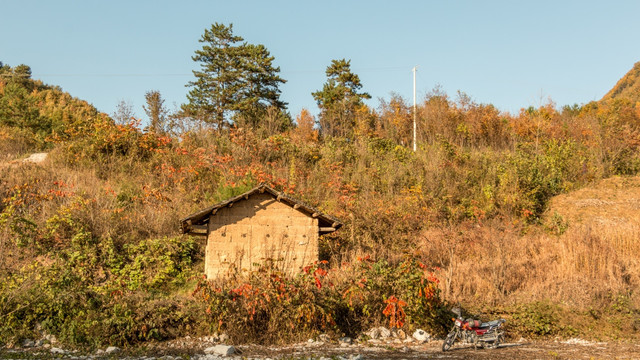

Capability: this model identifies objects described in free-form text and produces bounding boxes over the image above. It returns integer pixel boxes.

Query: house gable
[205,193,319,278]
[179,184,342,278]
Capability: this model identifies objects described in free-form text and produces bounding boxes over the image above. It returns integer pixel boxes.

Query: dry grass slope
[547,176,640,304]
[426,176,640,339]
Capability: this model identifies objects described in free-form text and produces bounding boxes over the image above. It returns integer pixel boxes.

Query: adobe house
[180,184,342,279]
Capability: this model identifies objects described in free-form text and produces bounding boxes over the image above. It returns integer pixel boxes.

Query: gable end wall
[205,193,319,278]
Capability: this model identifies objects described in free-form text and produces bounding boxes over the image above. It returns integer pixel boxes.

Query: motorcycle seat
[480,319,505,328]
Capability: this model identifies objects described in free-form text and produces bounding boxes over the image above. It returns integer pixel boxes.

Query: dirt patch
[21,152,48,164]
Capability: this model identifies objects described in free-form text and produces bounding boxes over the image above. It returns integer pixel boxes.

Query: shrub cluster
[194,257,447,344]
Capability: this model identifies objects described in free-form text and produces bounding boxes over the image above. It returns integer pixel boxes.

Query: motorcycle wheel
[442,331,456,352]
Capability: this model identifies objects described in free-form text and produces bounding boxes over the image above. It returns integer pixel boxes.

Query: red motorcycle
[442,308,505,351]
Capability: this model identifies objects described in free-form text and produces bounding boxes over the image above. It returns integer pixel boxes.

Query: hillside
[2,61,640,348]
[0,62,105,158]
[601,61,640,104]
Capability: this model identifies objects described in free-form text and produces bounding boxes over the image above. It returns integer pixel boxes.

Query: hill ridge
[601,61,640,103]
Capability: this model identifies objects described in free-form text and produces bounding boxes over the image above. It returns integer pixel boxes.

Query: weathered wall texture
[205,193,319,278]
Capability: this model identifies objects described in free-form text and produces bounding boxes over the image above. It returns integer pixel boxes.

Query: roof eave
[179,184,343,234]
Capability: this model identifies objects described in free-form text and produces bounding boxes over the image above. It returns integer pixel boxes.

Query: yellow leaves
[292,108,318,144]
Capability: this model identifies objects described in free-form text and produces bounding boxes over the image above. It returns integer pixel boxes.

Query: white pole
[412,66,417,152]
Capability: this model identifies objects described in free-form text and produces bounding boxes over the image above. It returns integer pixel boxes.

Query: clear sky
[2,0,639,123]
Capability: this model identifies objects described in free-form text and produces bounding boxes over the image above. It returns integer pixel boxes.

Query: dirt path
[3,340,640,359]
[235,340,640,359]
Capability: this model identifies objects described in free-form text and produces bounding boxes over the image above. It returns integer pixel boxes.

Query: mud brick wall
[205,193,319,278]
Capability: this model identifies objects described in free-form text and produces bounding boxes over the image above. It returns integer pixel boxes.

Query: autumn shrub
[336,257,449,334]
[59,117,173,176]
[193,257,447,344]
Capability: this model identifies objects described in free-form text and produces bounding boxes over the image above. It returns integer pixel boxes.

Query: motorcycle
[442,308,506,351]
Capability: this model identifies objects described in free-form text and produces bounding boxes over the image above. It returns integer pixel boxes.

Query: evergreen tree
[312,59,370,137]
[182,23,286,130]
[0,61,11,75]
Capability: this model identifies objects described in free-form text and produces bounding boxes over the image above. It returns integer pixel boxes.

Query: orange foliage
[382,295,407,328]
[292,108,318,143]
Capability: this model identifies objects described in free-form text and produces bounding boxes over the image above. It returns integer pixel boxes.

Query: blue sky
[2,0,639,123]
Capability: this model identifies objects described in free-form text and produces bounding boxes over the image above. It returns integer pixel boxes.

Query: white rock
[378,327,391,339]
[23,153,48,164]
[50,347,66,354]
[218,333,229,342]
[204,345,236,356]
[105,346,121,354]
[412,329,431,343]
[318,333,331,342]
[365,327,380,339]
[348,355,364,360]
[562,338,595,346]
[339,336,353,345]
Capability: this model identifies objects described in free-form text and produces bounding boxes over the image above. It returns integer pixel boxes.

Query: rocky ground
[3,331,640,360]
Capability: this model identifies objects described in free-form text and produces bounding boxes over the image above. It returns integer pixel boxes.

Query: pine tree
[312,59,371,137]
[182,23,286,130]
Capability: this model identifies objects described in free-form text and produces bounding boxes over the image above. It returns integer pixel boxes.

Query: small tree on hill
[143,90,168,133]
[292,108,318,143]
[113,100,135,125]
[312,59,371,138]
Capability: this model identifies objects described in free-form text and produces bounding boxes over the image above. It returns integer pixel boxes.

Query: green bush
[511,301,560,336]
